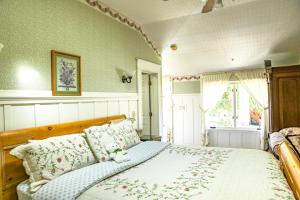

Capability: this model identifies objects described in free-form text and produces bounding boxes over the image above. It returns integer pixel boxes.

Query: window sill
[208,127,261,132]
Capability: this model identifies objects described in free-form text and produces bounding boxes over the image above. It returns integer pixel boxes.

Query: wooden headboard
[278,141,300,200]
[0,115,126,200]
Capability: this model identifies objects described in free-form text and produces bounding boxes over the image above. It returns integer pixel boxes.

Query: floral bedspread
[31,142,169,200]
[78,145,295,200]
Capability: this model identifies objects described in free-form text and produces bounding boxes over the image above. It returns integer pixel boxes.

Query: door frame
[137,59,162,136]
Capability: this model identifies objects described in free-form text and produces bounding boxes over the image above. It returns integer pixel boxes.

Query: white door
[142,73,159,136]
[142,74,150,135]
[150,74,159,136]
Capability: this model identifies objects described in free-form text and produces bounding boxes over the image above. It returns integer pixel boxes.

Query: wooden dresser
[266,65,300,132]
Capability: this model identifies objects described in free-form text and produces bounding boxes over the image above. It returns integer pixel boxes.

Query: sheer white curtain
[235,69,269,150]
[200,73,231,145]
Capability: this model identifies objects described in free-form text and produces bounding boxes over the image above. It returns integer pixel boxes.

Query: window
[207,83,263,129]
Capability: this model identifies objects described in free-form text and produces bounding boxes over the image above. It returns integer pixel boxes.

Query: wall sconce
[0,43,4,52]
[170,44,178,51]
[122,71,135,84]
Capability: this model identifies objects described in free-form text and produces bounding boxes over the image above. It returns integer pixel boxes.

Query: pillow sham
[286,135,300,159]
[109,119,140,149]
[10,134,95,192]
[269,132,286,157]
[280,127,300,137]
[83,124,114,162]
[279,127,300,159]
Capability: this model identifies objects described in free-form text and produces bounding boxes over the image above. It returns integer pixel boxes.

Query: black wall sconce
[122,74,133,83]
[121,71,135,84]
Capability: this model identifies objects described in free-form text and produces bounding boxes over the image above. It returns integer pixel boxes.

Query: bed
[0,115,299,200]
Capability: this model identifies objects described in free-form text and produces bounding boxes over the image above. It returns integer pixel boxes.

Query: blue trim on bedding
[32,141,169,200]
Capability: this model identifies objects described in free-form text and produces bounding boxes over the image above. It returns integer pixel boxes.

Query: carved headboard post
[265,67,273,84]
[265,67,273,133]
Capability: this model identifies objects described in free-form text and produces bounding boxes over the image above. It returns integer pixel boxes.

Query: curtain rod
[172,68,265,80]
[200,67,265,76]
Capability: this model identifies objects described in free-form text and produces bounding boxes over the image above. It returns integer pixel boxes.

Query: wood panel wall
[0,95,139,132]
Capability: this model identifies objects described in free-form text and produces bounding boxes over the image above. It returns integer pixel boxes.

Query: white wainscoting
[172,94,202,146]
[0,90,138,132]
[208,128,261,149]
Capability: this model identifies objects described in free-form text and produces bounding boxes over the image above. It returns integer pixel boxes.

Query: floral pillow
[287,135,300,159]
[84,124,114,162]
[280,127,300,137]
[10,134,95,192]
[279,127,300,159]
[109,119,141,149]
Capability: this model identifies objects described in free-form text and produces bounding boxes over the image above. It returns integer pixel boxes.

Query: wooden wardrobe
[266,65,300,132]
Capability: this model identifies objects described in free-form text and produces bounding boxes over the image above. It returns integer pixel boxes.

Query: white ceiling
[96,0,300,75]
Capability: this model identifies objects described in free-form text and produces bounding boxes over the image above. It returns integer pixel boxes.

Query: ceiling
[93,0,300,75]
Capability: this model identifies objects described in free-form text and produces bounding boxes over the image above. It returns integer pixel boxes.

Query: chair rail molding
[0,90,138,104]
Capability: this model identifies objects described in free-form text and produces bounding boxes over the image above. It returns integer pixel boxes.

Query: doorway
[137,59,162,140]
[142,73,159,137]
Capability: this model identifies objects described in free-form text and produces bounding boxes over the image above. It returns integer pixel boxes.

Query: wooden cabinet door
[269,66,300,132]
[278,77,300,129]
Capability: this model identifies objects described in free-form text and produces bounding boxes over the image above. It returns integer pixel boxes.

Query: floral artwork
[51,50,81,96]
[58,59,76,90]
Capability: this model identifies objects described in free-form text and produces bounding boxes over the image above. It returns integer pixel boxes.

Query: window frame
[209,82,262,131]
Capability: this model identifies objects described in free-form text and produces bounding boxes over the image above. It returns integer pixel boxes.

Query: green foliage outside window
[207,84,263,128]
[208,85,233,127]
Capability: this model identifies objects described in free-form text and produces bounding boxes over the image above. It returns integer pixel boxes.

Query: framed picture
[51,50,81,96]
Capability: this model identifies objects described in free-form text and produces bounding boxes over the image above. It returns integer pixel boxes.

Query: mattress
[18,142,295,200]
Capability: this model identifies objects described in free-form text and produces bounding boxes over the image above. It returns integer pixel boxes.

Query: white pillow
[84,124,114,162]
[109,119,141,149]
[10,134,96,192]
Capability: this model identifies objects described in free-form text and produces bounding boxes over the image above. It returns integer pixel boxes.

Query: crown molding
[85,0,161,57]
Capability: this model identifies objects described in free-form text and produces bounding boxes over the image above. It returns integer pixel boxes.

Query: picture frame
[51,50,81,96]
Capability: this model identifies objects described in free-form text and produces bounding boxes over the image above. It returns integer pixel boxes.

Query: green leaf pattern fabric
[109,120,141,149]
[84,125,112,162]
[10,134,95,191]
[78,145,295,200]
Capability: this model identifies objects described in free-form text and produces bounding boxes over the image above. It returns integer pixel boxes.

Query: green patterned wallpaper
[0,0,160,92]
[173,81,200,94]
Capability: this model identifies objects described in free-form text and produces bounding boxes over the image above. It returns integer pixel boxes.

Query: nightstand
[140,135,162,142]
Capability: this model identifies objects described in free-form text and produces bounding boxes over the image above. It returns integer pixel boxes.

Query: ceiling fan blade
[202,0,215,13]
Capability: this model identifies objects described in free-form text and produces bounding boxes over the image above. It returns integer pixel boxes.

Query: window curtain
[200,73,232,145]
[235,69,269,150]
